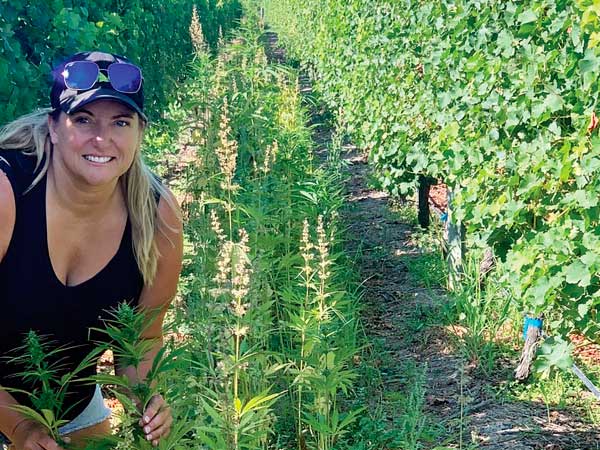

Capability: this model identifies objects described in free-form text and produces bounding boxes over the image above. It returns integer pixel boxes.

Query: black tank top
[0,149,145,420]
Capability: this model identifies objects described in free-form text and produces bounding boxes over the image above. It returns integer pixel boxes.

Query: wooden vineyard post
[418,175,439,229]
[446,187,464,290]
[418,175,431,228]
[515,317,543,381]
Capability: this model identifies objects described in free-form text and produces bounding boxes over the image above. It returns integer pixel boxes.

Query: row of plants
[0,0,242,124]
[258,0,600,368]
[9,10,376,450]
[168,11,367,448]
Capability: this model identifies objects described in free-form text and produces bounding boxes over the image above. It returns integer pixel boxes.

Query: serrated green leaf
[517,9,537,24]
[534,337,573,376]
[564,260,591,287]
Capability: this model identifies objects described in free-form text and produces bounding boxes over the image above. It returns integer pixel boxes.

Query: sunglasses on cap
[61,61,143,94]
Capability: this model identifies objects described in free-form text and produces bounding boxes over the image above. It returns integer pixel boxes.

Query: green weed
[443,253,513,377]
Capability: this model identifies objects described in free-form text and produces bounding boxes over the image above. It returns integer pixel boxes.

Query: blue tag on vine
[522,317,543,340]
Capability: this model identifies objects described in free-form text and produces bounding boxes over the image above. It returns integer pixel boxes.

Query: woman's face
[48,99,144,188]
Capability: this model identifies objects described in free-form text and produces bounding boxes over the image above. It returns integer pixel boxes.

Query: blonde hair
[0,108,176,285]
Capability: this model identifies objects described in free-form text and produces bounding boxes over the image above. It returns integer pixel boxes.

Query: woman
[0,51,183,449]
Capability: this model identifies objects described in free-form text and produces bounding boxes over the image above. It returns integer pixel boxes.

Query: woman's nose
[93,124,111,146]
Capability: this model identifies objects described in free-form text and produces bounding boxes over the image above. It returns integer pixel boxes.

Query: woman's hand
[11,419,64,450]
[139,394,172,447]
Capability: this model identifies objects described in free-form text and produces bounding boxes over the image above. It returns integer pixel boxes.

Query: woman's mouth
[83,155,114,164]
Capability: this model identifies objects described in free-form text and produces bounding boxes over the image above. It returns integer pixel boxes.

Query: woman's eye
[74,116,91,124]
[115,120,131,127]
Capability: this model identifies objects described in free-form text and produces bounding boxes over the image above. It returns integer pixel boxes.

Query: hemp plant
[215,97,240,237]
[85,302,191,450]
[1,330,102,449]
[189,4,208,56]
[287,216,360,450]
[196,209,282,450]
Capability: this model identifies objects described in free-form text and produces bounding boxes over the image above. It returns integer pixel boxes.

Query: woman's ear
[47,114,59,145]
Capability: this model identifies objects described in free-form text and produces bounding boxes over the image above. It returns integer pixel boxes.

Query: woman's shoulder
[155,182,182,231]
[0,164,16,261]
[0,149,18,196]
[0,149,41,196]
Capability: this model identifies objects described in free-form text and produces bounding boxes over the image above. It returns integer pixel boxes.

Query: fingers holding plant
[11,419,64,450]
[139,394,172,447]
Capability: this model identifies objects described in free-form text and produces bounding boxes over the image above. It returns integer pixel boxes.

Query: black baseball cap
[50,51,147,122]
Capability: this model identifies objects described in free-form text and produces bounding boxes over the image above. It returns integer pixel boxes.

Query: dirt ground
[340,146,600,450]
[262,29,600,450]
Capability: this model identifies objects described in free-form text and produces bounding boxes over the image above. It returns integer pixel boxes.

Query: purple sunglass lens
[108,63,142,93]
[63,61,99,90]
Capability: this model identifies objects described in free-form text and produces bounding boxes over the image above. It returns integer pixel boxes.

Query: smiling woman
[48,101,142,198]
[0,51,183,450]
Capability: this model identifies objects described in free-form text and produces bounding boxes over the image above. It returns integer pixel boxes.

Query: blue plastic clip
[440,212,448,222]
[523,317,543,340]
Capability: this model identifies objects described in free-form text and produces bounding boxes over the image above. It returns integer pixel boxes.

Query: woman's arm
[0,390,25,438]
[0,171,24,441]
[116,188,183,446]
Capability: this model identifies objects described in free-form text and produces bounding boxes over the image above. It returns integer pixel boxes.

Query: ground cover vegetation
[258,0,600,379]
[0,0,242,123]
[167,14,365,449]
[377,200,600,447]
[0,5,402,449]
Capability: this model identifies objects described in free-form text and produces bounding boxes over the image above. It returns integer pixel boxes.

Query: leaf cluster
[2,330,102,445]
[260,0,600,362]
[0,0,243,124]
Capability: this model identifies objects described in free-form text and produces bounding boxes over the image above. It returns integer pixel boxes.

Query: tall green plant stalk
[289,214,359,450]
[296,218,315,448]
